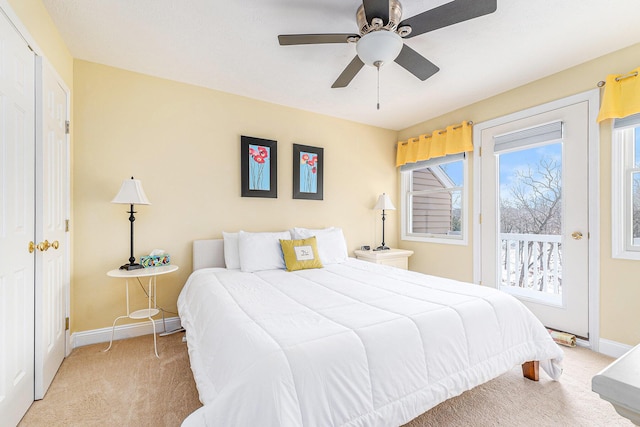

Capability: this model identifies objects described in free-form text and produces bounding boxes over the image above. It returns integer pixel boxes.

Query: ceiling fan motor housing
[357,0,403,34]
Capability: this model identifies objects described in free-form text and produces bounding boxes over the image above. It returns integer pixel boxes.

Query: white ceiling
[42,0,640,130]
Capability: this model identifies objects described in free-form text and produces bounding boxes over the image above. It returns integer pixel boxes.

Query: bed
[179,229,563,426]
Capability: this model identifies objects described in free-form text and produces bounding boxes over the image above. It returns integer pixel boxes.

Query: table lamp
[112,176,150,270]
[373,193,395,251]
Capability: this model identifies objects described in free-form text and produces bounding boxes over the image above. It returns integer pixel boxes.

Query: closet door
[34,59,69,399]
[0,8,36,426]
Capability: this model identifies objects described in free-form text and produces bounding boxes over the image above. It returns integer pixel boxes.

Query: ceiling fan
[278,0,497,89]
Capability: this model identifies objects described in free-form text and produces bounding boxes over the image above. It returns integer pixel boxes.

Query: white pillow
[238,230,291,272]
[291,227,348,264]
[222,231,241,269]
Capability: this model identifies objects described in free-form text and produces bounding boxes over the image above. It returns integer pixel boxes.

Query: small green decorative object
[140,254,170,268]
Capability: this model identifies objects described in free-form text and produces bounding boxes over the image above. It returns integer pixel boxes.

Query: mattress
[178,259,563,426]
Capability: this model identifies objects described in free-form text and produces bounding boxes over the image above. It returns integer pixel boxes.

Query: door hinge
[65,317,69,330]
[479,146,482,156]
[65,120,70,134]
[479,213,482,224]
[65,219,70,232]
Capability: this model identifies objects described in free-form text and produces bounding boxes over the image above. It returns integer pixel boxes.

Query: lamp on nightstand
[112,176,151,270]
[373,193,395,251]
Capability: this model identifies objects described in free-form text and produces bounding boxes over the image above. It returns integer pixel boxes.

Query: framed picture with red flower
[241,135,277,198]
[293,144,323,200]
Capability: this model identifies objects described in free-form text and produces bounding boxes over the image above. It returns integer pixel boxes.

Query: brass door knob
[52,240,60,250]
[37,240,50,251]
[29,241,35,253]
[571,231,583,240]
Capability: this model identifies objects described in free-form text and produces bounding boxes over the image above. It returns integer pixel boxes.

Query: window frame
[400,154,468,245]
[612,121,640,259]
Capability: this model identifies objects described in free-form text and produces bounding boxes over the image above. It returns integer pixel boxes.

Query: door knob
[29,241,35,253]
[52,240,60,250]
[37,240,50,251]
[571,231,583,240]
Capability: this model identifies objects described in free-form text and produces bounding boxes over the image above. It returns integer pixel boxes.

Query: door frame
[472,89,600,351]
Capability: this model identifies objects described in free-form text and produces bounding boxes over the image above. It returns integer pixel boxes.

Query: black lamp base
[374,245,390,251]
[120,262,143,271]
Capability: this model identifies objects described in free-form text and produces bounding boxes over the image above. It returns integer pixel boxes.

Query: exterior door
[479,101,589,338]
[34,59,69,399]
[0,8,36,425]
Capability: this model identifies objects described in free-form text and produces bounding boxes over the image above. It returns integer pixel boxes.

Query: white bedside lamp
[373,193,395,251]
[112,177,151,270]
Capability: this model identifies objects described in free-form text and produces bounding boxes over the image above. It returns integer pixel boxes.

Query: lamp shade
[356,31,403,67]
[373,193,395,211]
[111,177,151,205]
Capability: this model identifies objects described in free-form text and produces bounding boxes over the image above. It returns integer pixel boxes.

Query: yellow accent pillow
[280,237,323,272]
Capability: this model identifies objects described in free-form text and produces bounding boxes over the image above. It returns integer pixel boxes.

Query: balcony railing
[500,233,562,295]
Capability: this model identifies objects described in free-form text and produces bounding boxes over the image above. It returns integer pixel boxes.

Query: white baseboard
[70,316,182,349]
[599,338,633,358]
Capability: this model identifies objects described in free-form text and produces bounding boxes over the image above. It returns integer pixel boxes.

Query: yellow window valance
[396,120,473,167]
[597,67,640,123]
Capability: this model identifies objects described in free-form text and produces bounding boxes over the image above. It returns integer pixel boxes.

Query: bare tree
[633,176,640,241]
[500,156,562,290]
[501,157,561,234]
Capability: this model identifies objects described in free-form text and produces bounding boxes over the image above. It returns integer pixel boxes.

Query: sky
[498,142,562,200]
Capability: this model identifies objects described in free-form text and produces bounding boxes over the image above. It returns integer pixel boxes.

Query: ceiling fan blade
[362,0,390,25]
[399,0,497,39]
[394,44,439,81]
[278,34,358,45]
[332,56,365,88]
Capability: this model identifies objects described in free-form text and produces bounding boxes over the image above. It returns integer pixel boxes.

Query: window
[401,154,467,244]
[612,113,640,259]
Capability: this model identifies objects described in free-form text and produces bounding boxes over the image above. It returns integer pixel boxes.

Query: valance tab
[597,67,640,123]
[396,120,473,167]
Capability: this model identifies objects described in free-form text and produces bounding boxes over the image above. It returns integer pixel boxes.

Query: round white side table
[104,264,179,357]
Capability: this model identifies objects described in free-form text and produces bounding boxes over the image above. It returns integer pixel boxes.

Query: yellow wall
[398,42,640,347]
[73,60,398,332]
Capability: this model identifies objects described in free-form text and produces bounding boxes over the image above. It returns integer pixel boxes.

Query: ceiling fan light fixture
[356,30,403,67]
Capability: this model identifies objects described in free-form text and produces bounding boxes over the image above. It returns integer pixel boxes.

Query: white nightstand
[354,248,414,270]
[104,264,179,357]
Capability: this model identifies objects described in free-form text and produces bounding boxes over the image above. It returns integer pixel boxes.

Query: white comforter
[178,259,563,427]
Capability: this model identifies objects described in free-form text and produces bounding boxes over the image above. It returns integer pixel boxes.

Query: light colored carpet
[20,334,631,426]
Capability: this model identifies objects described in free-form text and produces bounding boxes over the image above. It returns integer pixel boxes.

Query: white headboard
[192,239,225,270]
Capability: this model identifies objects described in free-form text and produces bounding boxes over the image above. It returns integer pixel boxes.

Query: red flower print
[300,151,318,193]
[249,144,269,191]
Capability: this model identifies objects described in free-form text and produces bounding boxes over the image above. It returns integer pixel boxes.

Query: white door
[34,59,69,399]
[479,101,589,338]
[0,9,36,426]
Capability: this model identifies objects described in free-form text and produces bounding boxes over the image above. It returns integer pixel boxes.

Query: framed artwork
[293,144,323,200]
[241,136,277,198]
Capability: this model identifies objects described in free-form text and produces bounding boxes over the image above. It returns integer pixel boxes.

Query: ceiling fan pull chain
[375,60,381,110]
